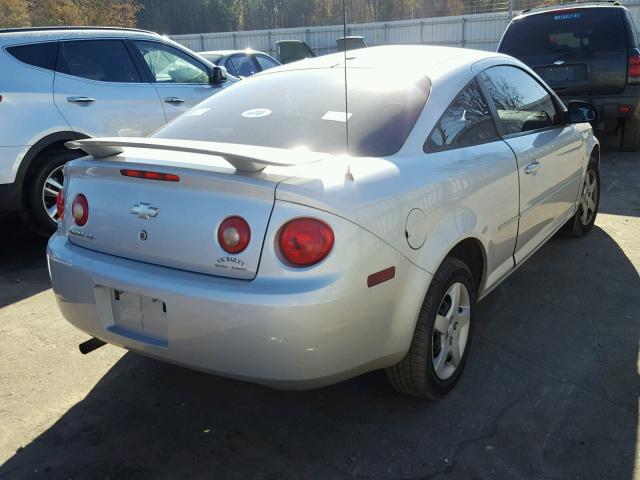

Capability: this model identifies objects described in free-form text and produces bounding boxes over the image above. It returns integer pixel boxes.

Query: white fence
[171,2,640,56]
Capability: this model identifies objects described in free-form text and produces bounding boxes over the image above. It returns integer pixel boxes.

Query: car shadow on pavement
[0,215,50,308]
[1,225,638,480]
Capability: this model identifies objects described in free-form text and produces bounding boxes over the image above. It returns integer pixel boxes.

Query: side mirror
[209,65,228,85]
[567,100,599,124]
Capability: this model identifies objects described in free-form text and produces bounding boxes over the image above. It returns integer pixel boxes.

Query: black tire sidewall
[26,150,82,235]
[424,263,477,397]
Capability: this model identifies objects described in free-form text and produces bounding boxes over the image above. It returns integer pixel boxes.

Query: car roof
[514,2,627,20]
[199,49,267,57]
[270,45,507,78]
[0,26,163,45]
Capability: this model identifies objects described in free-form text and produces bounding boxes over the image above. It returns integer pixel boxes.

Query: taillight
[218,216,250,254]
[55,190,65,222]
[628,50,640,84]
[278,218,334,267]
[71,194,89,226]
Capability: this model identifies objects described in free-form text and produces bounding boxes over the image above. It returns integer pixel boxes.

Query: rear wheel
[620,118,640,152]
[386,257,476,400]
[25,149,83,236]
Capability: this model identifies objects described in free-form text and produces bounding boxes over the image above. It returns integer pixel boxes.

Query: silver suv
[0,27,231,234]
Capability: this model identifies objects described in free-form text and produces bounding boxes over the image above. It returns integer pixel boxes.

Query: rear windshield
[154,68,430,157]
[500,8,627,56]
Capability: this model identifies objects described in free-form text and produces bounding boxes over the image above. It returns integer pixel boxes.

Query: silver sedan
[47,46,600,399]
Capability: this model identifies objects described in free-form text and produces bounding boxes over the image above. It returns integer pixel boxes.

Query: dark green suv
[498,3,640,151]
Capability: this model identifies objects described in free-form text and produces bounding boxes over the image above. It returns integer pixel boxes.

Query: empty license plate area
[536,65,587,83]
[95,286,168,347]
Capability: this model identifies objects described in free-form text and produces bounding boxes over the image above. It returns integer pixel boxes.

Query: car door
[479,65,583,265]
[53,39,166,137]
[132,40,222,122]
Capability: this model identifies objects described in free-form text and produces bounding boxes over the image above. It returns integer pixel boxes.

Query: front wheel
[563,161,600,237]
[386,257,476,400]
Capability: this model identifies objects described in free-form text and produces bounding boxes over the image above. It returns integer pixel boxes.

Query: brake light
[55,190,65,221]
[71,194,89,226]
[628,50,640,84]
[218,216,250,254]
[278,218,334,267]
[120,169,180,182]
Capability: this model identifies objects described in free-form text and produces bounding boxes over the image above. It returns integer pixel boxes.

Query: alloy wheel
[579,169,598,226]
[432,282,471,380]
[41,165,65,222]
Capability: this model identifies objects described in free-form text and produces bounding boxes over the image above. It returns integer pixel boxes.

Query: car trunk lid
[62,147,289,280]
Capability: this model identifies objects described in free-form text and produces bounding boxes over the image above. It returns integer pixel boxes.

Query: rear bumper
[561,92,640,131]
[47,231,430,389]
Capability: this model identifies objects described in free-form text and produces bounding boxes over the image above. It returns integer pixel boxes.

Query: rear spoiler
[65,137,330,173]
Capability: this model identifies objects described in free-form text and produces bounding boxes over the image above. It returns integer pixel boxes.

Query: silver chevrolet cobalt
[48,46,600,399]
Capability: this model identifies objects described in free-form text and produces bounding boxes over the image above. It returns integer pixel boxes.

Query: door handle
[163,97,185,104]
[66,96,95,104]
[525,160,541,176]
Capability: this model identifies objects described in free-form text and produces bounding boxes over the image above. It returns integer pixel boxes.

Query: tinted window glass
[481,66,559,135]
[135,41,208,84]
[500,9,627,56]
[229,55,257,77]
[6,42,58,70]
[155,69,430,157]
[255,54,279,71]
[425,80,497,152]
[224,58,238,76]
[58,40,140,82]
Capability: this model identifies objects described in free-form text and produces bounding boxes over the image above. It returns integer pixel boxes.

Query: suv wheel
[25,149,83,236]
[620,118,640,152]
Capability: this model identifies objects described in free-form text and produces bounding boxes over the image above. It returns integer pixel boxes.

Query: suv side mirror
[567,100,599,124]
[209,66,228,85]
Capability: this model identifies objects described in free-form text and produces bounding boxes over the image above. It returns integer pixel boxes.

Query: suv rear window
[155,68,430,157]
[6,42,58,70]
[500,8,627,56]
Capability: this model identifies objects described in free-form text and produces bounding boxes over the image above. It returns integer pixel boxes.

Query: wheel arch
[440,237,487,295]
[17,131,90,207]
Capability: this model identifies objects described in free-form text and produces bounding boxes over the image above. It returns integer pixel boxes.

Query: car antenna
[342,0,355,183]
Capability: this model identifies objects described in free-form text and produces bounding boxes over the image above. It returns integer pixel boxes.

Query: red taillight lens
[218,216,250,254]
[628,52,640,83]
[120,169,180,182]
[55,190,65,222]
[71,194,89,226]
[278,218,334,267]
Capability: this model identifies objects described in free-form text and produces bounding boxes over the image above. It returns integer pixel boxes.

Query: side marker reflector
[367,266,396,288]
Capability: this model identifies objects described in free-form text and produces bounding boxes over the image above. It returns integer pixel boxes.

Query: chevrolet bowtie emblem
[131,203,159,220]
[553,60,565,66]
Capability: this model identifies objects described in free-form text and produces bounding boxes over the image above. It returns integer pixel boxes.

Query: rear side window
[255,54,279,71]
[57,40,141,83]
[500,9,627,56]
[6,42,58,70]
[481,66,559,135]
[425,80,498,152]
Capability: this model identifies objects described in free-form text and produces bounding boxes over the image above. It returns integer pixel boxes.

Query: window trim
[478,64,565,140]
[56,38,144,84]
[423,78,500,154]
[131,39,211,86]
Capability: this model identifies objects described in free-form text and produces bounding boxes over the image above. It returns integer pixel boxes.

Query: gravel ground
[0,147,638,480]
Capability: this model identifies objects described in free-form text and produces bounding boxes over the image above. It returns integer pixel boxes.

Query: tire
[562,159,600,238]
[386,257,476,400]
[25,149,83,236]
[620,118,640,152]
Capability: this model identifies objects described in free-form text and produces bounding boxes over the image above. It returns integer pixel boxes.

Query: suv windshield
[500,8,627,56]
[154,67,430,157]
